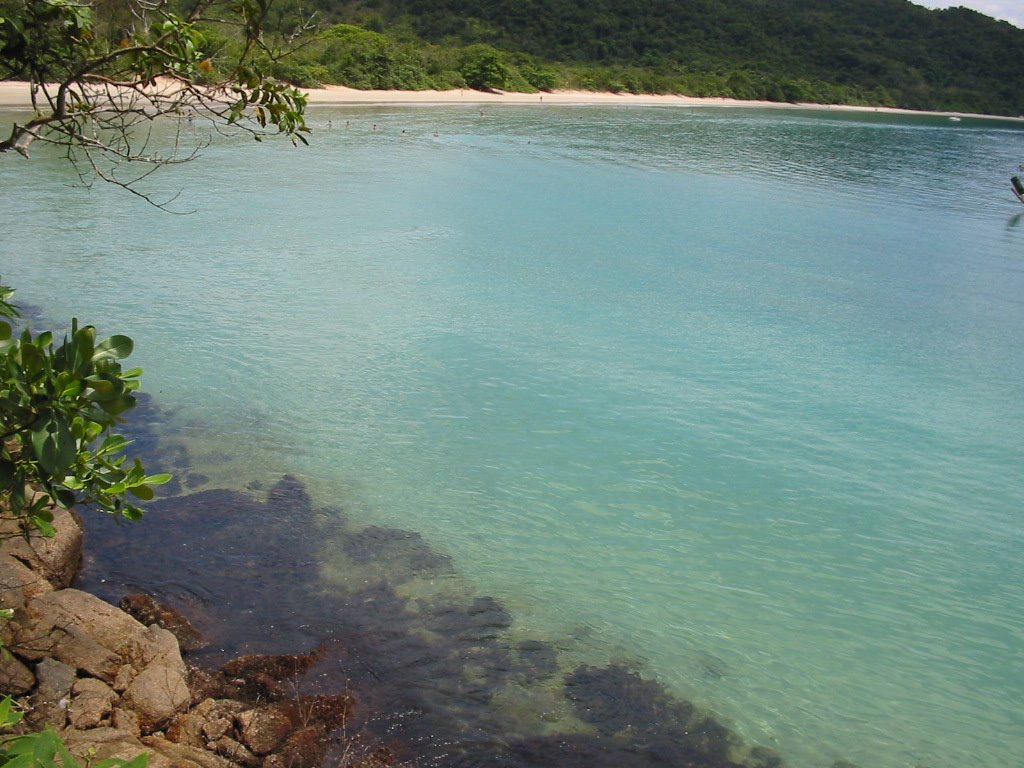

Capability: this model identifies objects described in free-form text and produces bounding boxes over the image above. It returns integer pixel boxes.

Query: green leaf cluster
[0,0,311,157]
[273,0,1024,115]
[0,696,147,768]
[0,280,169,533]
[230,71,310,143]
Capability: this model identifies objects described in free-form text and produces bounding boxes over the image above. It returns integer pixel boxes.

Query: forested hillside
[267,0,1024,115]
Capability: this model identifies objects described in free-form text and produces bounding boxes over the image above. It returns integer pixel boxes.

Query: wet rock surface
[0,499,382,768]
[120,593,207,652]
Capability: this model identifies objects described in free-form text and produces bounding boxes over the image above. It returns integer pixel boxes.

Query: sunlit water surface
[4,105,1024,768]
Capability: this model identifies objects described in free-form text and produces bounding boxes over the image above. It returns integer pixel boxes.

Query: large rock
[208,736,259,767]
[28,657,76,728]
[141,735,240,768]
[12,608,122,681]
[236,705,295,755]
[62,727,160,767]
[123,625,186,675]
[68,677,117,729]
[0,503,83,589]
[264,726,325,768]
[26,589,146,652]
[111,707,142,737]
[0,650,35,695]
[168,696,248,753]
[167,698,245,750]
[12,590,187,686]
[122,663,191,732]
[0,552,53,613]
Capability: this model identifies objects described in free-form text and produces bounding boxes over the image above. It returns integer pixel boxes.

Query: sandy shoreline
[1,80,1020,122]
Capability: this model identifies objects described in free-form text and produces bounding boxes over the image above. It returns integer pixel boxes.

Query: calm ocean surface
[3,104,1024,768]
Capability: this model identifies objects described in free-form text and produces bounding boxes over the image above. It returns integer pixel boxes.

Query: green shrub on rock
[0,281,170,536]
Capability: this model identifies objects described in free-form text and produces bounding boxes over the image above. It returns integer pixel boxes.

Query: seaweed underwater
[73,396,843,768]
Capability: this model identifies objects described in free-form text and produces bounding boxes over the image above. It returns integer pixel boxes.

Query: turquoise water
[3,105,1024,768]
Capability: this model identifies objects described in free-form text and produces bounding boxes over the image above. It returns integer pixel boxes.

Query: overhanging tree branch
[0,0,310,204]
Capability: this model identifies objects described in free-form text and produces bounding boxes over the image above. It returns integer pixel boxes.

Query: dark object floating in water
[1012,174,1024,204]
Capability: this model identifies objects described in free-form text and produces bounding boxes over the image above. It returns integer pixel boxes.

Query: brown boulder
[120,594,206,653]
[167,698,245,749]
[111,707,142,737]
[60,724,151,765]
[26,589,145,653]
[28,657,76,728]
[267,726,327,768]
[13,590,188,688]
[0,552,52,613]
[141,735,239,768]
[122,663,191,732]
[0,652,36,695]
[68,676,117,729]
[113,664,138,693]
[236,705,296,755]
[12,610,121,682]
[123,625,186,675]
[0,504,82,589]
[221,653,317,701]
[208,735,259,767]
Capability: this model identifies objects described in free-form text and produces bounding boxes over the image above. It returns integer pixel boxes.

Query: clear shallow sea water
[3,104,1024,768]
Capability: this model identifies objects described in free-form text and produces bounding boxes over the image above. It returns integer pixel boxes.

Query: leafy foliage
[273,0,1024,115]
[459,44,510,91]
[0,696,147,767]
[0,281,169,534]
[0,0,310,200]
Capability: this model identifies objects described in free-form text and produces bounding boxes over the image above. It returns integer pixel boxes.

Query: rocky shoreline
[1,463,876,768]
[0,500,392,768]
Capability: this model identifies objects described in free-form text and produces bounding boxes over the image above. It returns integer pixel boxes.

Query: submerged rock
[513,640,560,681]
[342,524,453,578]
[564,663,695,737]
[265,474,314,516]
[120,594,206,653]
[220,652,319,700]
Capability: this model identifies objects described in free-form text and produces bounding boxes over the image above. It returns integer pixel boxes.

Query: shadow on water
[74,395,843,768]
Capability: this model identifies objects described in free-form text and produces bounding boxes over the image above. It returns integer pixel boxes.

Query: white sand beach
[1,80,1018,121]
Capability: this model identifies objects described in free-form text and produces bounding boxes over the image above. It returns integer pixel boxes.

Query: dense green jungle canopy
[5,0,1022,115]
[269,0,1024,115]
